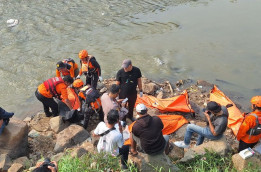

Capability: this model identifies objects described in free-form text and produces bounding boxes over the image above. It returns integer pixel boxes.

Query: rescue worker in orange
[35,76,74,117]
[237,96,261,152]
[76,50,102,89]
[56,58,79,79]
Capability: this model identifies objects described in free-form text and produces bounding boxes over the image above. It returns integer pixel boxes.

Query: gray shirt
[207,106,228,136]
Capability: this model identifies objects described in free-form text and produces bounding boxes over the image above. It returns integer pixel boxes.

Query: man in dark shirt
[130,104,171,155]
[174,101,228,148]
[116,59,143,121]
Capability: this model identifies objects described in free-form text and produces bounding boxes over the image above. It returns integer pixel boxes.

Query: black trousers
[238,140,258,152]
[119,145,129,166]
[85,73,98,89]
[119,92,137,120]
[35,89,58,117]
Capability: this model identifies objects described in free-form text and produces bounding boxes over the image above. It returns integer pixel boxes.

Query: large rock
[30,112,50,132]
[54,125,90,153]
[0,118,28,159]
[8,163,23,172]
[232,153,261,171]
[80,140,96,154]
[0,154,11,171]
[168,141,184,160]
[143,83,158,95]
[49,116,70,133]
[179,136,230,162]
[71,147,88,158]
[129,152,179,172]
[13,156,31,168]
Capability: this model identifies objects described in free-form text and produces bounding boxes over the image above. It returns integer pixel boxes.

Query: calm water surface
[0,0,260,119]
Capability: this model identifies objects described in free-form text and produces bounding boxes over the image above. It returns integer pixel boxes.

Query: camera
[203,108,211,115]
[40,158,56,168]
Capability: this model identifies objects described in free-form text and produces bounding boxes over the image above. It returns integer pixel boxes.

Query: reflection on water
[0,0,260,118]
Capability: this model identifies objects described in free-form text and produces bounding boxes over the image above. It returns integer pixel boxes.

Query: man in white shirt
[93,109,129,169]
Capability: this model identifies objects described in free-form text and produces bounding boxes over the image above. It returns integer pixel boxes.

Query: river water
[0,0,260,119]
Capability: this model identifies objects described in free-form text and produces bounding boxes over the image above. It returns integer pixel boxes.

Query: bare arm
[137,78,142,91]
[130,133,138,155]
[204,112,217,136]
[116,81,120,85]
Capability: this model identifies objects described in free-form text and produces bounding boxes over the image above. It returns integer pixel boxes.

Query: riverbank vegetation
[57,150,259,172]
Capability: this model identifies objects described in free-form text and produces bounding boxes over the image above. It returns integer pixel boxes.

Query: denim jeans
[184,124,223,145]
[0,122,6,135]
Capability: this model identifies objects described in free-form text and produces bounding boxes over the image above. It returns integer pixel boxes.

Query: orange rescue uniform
[79,56,100,76]
[56,61,79,78]
[38,82,68,100]
[237,111,261,143]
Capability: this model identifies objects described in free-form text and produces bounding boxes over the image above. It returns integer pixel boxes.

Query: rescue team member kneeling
[237,96,261,152]
[56,58,79,79]
[35,76,74,117]
[76,50,102,89]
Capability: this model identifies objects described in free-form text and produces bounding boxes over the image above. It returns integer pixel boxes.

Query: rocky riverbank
[0,77,260,172]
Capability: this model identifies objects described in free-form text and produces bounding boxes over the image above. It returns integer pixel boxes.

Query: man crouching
[130,104,171,155]
[93,109,129,169]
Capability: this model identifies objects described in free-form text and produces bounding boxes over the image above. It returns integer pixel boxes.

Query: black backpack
[246,113,261,138]
[84,87,100,104]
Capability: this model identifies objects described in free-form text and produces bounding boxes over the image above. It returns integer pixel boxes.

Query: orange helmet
[250,96,261,107]
[79,50,88,59]
[73,79,84,88]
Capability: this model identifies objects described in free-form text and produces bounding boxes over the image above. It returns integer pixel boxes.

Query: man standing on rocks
[130,104,172,155]
[116,59,143,121]
[35,76,74,117]
[174,101,228,148]
[237,96,261,152]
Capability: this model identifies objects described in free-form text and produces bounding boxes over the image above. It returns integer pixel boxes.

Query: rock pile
[1,77,260,171]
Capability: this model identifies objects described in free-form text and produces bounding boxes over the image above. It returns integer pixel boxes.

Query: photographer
[0,107,14,135]
[174,101,228,148]
[32,158,58,172]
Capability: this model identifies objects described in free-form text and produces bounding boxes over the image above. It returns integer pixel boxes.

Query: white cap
[136,104,147,113]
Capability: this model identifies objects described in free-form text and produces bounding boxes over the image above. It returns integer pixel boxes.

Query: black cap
[206,101,221,113]
[56,61,66,69]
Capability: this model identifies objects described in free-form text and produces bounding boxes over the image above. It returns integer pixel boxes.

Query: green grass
[56,150,260,172]
[58,152,123,172]
[176,150,235,172]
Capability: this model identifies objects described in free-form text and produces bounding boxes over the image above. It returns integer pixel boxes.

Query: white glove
[139,91,143,97]
[76,75,81,79]
[99,76,103,82]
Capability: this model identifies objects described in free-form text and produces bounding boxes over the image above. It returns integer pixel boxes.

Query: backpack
[246,113,261,138]
[84,87,100,105]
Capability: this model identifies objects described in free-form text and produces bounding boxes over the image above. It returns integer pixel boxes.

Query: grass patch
[58,152,122,172]
[176,150,235,172]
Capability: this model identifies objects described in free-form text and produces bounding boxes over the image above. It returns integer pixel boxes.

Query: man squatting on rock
[174,101,228,148]
[130,104,172,155]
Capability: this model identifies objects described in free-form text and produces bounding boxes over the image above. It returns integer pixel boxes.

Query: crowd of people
[0,49,260,171]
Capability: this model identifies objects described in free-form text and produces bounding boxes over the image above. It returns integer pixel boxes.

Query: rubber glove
[139,91,143,97]
[76,75,81,79]
[99,76,103,82]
